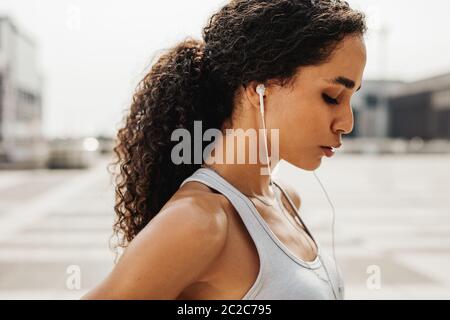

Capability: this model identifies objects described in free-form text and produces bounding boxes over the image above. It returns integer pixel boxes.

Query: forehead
[328,35,366,62]
[295,35,366,90]
[323,35,366,87]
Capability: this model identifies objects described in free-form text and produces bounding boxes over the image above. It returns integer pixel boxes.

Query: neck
[203,130,279,198]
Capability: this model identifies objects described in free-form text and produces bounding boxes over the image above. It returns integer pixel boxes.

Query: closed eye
[322,93,339,105]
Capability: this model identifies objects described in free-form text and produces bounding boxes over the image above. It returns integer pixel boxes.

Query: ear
[243,81,267,113]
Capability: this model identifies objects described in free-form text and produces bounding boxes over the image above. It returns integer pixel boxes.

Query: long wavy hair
[110,0,367,254]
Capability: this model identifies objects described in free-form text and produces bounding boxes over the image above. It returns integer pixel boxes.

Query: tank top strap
[271,180,318,245]
[272,180,344,298]
[178,168,344,300]
[179,168,273,249]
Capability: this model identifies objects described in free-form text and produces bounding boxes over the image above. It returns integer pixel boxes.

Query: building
[388,73,450,140]
[350,79,405,138]
[350,74,450,141]
[0,16,46,166]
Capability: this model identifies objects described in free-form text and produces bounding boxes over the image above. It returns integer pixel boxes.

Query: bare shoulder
[142,183,230,271]
[159,186,229,235]
[81,183,228,299]
[274,178,302,210]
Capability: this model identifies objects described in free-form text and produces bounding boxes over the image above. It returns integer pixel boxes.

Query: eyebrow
[327,76,362,92]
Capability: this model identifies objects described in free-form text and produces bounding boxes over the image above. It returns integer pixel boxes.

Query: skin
[82,34,366,300]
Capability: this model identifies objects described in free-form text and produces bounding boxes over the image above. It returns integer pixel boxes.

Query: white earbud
[256,84,266,115]
[256,83,266,95]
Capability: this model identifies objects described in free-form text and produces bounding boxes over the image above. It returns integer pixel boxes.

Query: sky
[0,0,449,138]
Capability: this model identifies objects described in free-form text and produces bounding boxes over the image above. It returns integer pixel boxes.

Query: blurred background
[0,0,449,299]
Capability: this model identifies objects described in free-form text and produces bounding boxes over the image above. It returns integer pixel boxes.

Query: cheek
[284,98,319,131]
[282,100,329,146]
[268,91,327,143]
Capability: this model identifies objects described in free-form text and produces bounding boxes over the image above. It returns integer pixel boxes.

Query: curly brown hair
[110,0,367,254]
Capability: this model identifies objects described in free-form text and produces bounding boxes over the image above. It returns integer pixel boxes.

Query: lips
[320,146,335,157]
[324,143,342,149]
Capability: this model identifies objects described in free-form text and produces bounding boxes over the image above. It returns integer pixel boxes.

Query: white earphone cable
[257,84,274,185]
[312,170,343,298]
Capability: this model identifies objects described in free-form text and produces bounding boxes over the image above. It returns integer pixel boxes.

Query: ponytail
[111,38,229,250]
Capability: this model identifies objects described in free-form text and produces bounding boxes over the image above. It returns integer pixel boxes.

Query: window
[365,94,378,109]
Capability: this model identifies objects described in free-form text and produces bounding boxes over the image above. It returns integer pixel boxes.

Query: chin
[284,157,322,171]
[301,160,322,171]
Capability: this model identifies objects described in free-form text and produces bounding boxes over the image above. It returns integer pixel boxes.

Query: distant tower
[378,23,389,81]
[377,22,390,138]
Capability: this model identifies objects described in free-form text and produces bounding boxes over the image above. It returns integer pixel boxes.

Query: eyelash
[322,93,339,105]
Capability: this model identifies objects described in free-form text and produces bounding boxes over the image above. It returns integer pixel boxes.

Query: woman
[83,0,367,300]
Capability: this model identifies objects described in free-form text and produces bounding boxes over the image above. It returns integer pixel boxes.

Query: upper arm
[81,196,228,299]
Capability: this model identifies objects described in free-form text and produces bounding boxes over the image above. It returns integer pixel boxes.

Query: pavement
[0,153,449,299]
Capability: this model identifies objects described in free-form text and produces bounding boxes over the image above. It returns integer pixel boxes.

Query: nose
[332,103,354,135]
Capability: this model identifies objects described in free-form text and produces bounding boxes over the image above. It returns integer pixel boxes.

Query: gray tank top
[179,167,345,300]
